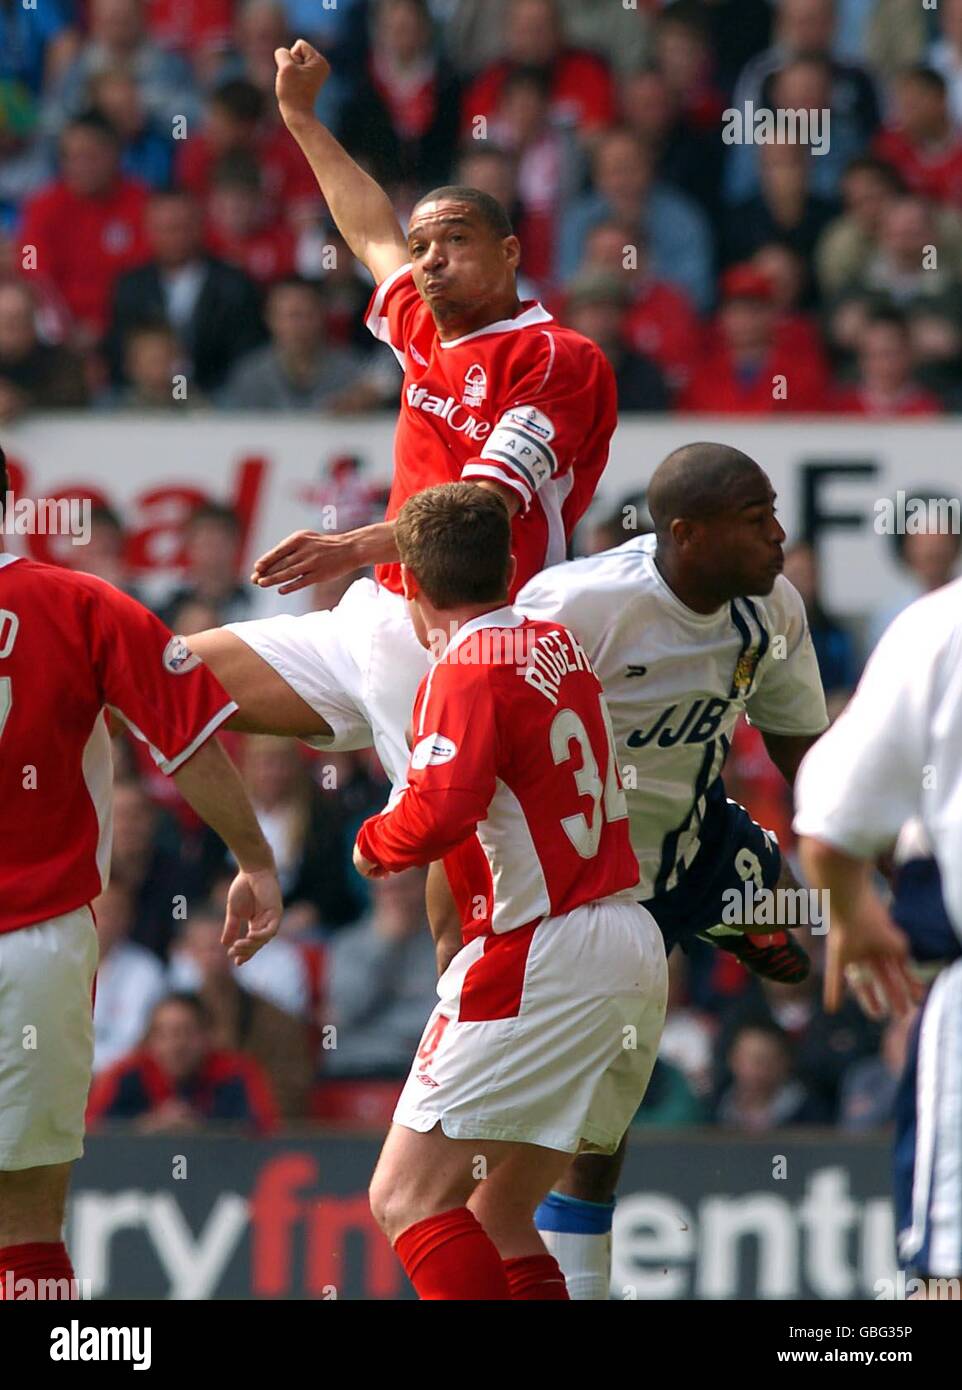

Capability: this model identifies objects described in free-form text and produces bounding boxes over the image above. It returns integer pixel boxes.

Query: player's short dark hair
[413,185,513,239]
[0,444,7,522]
[647,442,765,538]
[211,78,266,124]
[396,483,512,609]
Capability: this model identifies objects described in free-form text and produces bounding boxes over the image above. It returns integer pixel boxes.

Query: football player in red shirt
[189,39,617,795]
[352,484,667,1301]
[0,451,283,1301]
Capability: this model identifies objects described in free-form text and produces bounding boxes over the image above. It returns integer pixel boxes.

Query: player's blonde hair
[395,483,512,609]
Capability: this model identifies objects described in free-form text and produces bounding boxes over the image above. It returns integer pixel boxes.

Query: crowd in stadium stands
[4,0,962,1133]
[5,0,962,418]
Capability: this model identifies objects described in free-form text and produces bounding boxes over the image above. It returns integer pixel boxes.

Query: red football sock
[503,1253,570,1300]
[0,1242,76,1299]
[394,1208,511,1300]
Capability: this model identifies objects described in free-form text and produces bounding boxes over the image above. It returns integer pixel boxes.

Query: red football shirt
[19,177,150,337]
[0,555,236,934]
[356,608,639,937]
[461,50,617,136]
[365,265,617,597]
[873,128,962,205]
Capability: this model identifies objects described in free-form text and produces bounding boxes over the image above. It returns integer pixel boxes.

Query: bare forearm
[798,837,867,924]
[172,738,275,872]
[426,860,463,977]
[350,520,400,567]
[281,111,406,278]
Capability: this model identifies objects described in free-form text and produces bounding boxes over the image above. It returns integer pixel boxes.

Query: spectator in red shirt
[749,241,825,357]
[680,263,830,414]
[482,66,584,287]
[653,2,727,134]
[19,111,149,345]
[147,0,234,66]
[562,269,669,411]
[337,0,461,195]
[87,992,280,1134]
[212,0,291,100]
[461,0,616,139]
[175,78,319,218]
[205,151,296,285]
[873,66,962,206]
[567,219,701,395]
[834,306,944,416]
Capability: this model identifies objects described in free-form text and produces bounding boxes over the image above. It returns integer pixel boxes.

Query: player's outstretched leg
[698,859,812,984]
[533,1136,627,1300]
[370,1122,571,1300]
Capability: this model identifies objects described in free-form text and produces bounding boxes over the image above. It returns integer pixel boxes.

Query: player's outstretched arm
[172,736,283,964]
[252,520,399,594]
[253,484,520,593]
[187,627,336,738]
[275,40,407,283]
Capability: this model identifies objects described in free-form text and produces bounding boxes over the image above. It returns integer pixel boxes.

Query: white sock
[537,1222,612,1300]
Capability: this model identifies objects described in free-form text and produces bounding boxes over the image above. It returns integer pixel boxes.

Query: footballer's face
[699,473,786,598]
[407,199,520,326]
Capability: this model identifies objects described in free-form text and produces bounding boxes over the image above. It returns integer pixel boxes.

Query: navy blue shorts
[642,784,782,955]
[894,958,962,1277]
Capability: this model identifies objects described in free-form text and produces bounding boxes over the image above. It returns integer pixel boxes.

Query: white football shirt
[794,578,962,940]
[518,534,829,898]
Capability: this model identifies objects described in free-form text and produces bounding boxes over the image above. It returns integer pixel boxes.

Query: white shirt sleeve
[744,578,829,736]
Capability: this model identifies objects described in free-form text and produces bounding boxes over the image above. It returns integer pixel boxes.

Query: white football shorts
[394,895,668,1154]
[899,957,962,1277]
[0,906,98,1171]
[225,578,430,787]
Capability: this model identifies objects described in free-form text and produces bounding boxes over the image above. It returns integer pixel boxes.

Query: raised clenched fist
[274,39,331,121]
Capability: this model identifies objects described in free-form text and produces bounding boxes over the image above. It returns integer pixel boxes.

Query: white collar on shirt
[438,302,553,349]
[438,604,524,661]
